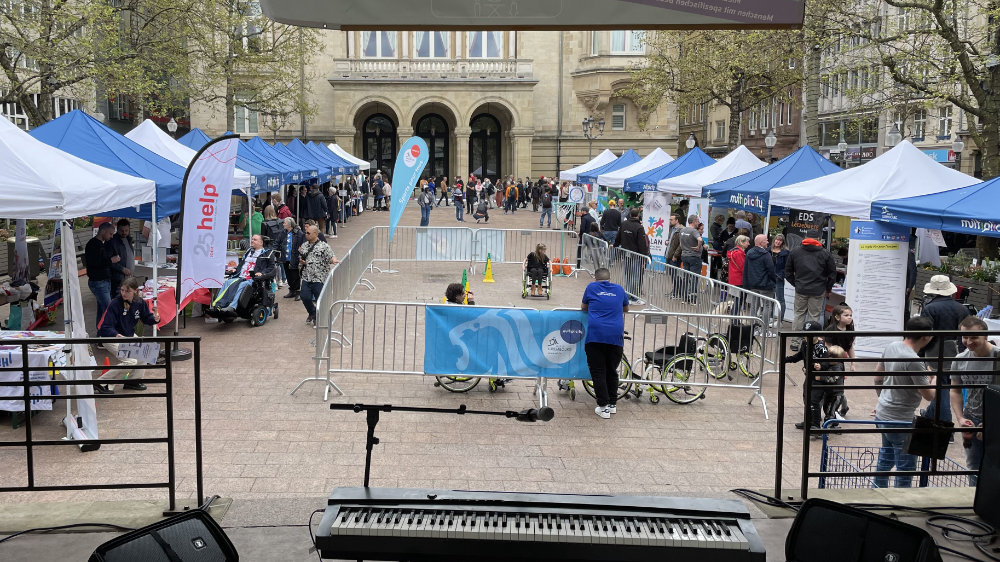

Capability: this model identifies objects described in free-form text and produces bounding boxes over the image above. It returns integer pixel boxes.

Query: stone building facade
[192,30,677,181]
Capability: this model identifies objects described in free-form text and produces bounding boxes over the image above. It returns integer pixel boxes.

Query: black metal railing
[0,336,202,513]
[775,329,998,499]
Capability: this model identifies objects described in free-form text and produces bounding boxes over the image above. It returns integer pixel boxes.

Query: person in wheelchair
[209,234,277,314]
[525,243,550,297]
[473,199,490,223]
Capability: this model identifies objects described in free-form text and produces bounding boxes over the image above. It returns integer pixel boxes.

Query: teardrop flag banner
[388,137,430,242]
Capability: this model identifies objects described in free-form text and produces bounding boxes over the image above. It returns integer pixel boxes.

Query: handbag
[905,414,954,460]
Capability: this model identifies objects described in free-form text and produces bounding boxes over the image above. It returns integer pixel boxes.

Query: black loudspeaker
[89,509,238,562]
[974,385,1000,527]
[786,498,942,562]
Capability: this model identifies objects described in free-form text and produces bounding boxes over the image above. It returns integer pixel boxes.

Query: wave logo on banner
[179,136,239,309]
[388,137,429,242]
[424,306,589,379]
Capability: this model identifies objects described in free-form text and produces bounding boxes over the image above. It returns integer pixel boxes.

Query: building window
[610,30,644,54]
[591,30,598,55]
[786,98,794,124]
[611,103,625,130]
[892,111,904,135]
[468,31,502,58]
[1,95,30,130]
[235,101,258,134]
[937,106,952,139]
[414,31,449,58]
[715,120,725,142]
[362,31,397,58]
[913,109,926,140]
[236,0,263,53]
[778,102,785,125]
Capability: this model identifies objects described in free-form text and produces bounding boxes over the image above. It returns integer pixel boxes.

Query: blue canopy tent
[267,140,331,183]
[246,137,321,183]
[177,128,282,193]
[305,141,359,175]
[707,145,842,216]
[30,110,183,219]
[285,138,346,179]
[575,149,641,186]
[623,147,715,192]
[872,178,999,236]
[236,139,305,185]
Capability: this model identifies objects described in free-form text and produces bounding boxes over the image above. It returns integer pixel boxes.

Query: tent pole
[152,204,158,339]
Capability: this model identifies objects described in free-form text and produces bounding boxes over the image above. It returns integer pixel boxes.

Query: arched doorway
[416,114,449,181]
[363,114,397,179]
[469,114,501,181]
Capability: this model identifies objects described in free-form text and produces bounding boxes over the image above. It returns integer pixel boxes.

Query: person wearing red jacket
[727,234,750,287]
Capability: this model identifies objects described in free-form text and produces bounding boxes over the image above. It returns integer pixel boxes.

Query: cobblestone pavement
[0,197,969,512]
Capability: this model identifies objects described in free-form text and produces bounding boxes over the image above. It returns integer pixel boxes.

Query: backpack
[541,192,553,207]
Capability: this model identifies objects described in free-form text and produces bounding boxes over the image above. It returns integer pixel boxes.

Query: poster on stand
[643,191,672,271]
[846,220,910,357]
[786,208,829,250]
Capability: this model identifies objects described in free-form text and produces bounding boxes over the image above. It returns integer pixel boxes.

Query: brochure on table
[846,220,910,357]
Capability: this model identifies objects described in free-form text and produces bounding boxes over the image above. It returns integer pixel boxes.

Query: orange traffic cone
[551,259,560,275]
[101,356,110,376]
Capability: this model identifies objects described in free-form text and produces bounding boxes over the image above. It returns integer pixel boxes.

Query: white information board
[845,220,911,357]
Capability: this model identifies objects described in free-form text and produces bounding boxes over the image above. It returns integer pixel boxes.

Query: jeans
[505,198,516,213]
[300,280,323,318]
[774,279,786,321]
[455,203,464,221]
[540,207,552,227]
[964,415,983,486]
[602,231,618,244]
[419,205,430,226]
[585,342,623,408]
[874,417,916,488]
[681,256,702,301]
[625,261,644,300]
[89,279,111,326]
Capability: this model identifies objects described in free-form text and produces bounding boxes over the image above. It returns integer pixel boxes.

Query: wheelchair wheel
[434,376,480,393]
[660,354,708,404]
[702,334,730,379]
[737,336,763,379]
[221,317,234,324]
[249,305,267,327]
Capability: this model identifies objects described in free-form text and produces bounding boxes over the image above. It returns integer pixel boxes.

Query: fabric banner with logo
[642,191,672,271]
[688,197,711,244]
[388,137,429,242]
[846,220,910,357]
[179,137,239,309]
[424,306,589,380]
[785,208,829,251]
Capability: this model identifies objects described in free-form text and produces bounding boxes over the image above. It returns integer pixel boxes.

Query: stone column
[454,126,471,179]
[511,128,534,180]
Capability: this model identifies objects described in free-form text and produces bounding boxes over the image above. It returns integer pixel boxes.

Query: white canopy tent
[328,143,371,171]
[657,145,766,196]
[126,119,252,189]
[596,147,675,188]
[769,140,979,219]
[559,149,617,182]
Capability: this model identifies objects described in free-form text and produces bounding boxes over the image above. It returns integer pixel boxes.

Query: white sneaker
[607,404,617,415]
[594,406,610,419]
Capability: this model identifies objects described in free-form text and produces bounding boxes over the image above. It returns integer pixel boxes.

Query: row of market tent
[1,109,371,223]
[559,140,999,236]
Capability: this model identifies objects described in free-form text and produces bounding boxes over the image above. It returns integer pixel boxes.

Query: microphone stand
[330,403,554,488]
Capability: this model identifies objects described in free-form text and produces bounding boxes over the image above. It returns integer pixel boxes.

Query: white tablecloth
[0,331,66,412]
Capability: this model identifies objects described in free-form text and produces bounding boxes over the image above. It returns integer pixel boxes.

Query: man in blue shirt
[582,267,630,419]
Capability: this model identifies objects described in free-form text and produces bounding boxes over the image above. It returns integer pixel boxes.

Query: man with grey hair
[582,267,629,419]
[735,210,753,240]
[677,213,704,303]
[743,234,777,322]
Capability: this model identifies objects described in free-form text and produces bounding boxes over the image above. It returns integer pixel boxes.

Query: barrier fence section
[371,225,474,264]
[606,246,651,302]
[316,300,772,415]
[468,228,582,275]
[0,336,204,513]
[773,329,994,498]
[579,234,609,275]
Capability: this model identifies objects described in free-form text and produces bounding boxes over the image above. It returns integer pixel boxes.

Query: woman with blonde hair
[525,243,550,296]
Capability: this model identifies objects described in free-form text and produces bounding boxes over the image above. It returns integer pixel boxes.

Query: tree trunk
[804,45,820,149]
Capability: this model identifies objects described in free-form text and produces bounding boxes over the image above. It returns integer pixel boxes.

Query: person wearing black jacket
[744,234,777,321]
[919,274,970,426]
[85,222,118,325]
[326,186,340,236]
[211,235,277,311]
[530,181,541,212]
[599,200,622,244]
[785,229,837,349]
[613,207,650,302]
[94,276,160,394]
[304,185,328,233]
[279,218,306,299]
[108,219,135,299]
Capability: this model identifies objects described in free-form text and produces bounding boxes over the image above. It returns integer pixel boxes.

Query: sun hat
[924,274,958,296]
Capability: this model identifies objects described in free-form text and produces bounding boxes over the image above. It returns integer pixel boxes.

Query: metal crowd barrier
[774,329,995,498]
[0,336,204,513]
[606,246,651,301]
[371,225,474,264]
[579,233,609,275]
[469,228,582,274]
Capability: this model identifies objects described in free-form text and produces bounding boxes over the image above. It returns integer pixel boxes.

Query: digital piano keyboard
[315,487,766,561]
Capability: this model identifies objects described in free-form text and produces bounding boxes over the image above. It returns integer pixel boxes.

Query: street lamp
[582,116,605,159]
[886,123,902,147]
[764,129,777,163]
[685,132,697,150]
[166,117,178,138]
[952,134,965,172]
[837,130,849,169]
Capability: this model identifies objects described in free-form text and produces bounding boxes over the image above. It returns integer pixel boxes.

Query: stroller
[204,276,278,327]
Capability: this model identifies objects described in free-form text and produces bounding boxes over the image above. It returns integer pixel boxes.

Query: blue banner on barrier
[424,306,590,379]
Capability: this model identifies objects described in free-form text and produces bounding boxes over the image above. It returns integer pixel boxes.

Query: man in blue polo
[582,267,630,419]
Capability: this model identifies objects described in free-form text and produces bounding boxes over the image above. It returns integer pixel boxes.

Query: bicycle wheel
[434,376,481,393]
[701,334,730,380]
[659,354,708,404]
[737,336,764,379]
[583,355,634,401]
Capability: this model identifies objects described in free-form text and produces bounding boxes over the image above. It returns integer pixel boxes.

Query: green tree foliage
[624,29,803,150]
